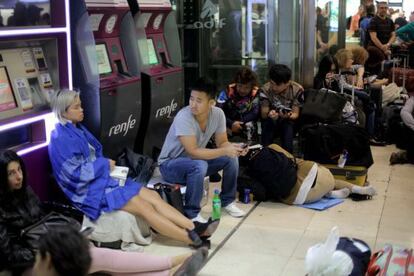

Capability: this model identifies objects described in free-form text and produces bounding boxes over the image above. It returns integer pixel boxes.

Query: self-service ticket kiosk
[0,0,71,201]
[126,0,184,159]
[71,0,141,159]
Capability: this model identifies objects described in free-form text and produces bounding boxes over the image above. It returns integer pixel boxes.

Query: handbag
[20,212,81,249]
[302,88,347,123]
[116,148,156,184]
[153,183,185,214]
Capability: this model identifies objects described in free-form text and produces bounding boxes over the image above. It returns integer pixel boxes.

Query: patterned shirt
[260,81,304,111]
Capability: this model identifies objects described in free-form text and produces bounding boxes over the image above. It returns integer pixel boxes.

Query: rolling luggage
[389,50,414,92]
[322,164,368,186]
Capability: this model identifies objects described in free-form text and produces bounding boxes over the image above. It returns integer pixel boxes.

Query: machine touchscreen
[0,67,17,112]
[95,44,112,75]
[146,38,159,65]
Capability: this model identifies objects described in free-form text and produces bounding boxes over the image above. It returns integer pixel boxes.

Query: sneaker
[191,213,208,223]
[224,202,246,218]
[369,137,386,147]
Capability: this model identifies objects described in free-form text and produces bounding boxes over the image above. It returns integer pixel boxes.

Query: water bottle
[338,150,349,168]
[212,189,221,220]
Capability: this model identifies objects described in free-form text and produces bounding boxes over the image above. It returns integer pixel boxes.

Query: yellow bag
[322,164,368,186]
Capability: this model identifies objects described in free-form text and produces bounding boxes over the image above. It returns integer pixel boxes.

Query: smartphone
[248,144,263,150]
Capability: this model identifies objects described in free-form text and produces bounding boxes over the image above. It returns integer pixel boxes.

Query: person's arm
[396,23,414,42]
[369,31,388,52]
[241,96,260,123]
[388,31,397,45]
[401,97,414,131]
[179,135,238,159]
[354,65,365,88]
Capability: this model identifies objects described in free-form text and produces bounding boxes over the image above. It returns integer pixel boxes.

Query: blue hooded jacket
[48,123,139,220]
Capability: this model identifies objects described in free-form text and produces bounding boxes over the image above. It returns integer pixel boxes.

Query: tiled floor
[144,145,414,276]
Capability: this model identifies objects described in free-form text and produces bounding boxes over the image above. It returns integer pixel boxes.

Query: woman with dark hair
[0,150,208,276]
[313,54,339,90]
[0,150,43,274]
[216,66,260,142]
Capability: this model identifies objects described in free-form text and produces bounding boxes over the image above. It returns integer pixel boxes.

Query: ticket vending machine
[126,0,184,159]
[0,0,71,201]
[71,0,141,159]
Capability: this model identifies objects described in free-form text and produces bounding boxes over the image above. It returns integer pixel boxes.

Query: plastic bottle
[337,150,349,168]
[212,189,221,220]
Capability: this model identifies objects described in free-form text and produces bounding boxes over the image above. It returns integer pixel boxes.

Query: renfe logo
[155,99,178,119]
[109,115,136,137]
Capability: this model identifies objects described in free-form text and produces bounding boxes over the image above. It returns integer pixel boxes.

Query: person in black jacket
[313,54,339,90]
[0,150,44,274]
[0,150,209,276]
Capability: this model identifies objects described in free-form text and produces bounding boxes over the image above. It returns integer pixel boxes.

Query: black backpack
[301,123,374,168]
[246,147,297,200]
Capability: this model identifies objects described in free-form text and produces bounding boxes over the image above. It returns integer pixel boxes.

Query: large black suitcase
[300,123,374,168]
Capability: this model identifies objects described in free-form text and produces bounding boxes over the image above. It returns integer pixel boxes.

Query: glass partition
[0,0,51,28]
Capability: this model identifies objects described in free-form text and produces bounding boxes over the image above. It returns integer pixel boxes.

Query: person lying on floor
[251,144,377,205]
[0,149,208,276]
[48,89,218,249]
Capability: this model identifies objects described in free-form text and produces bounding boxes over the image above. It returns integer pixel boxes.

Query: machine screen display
[0,67,17,112]
[95,44,112,75]
[147,39,159,65]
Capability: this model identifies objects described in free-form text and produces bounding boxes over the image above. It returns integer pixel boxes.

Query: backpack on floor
[366,245,414,276]
[246,146,297,200]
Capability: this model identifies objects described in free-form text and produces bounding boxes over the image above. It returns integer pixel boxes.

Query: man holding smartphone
[158,78,248,223]
[260,64,304,153]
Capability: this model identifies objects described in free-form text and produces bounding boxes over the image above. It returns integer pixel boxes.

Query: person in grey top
[390,96,414,165]
[158,78,247,222]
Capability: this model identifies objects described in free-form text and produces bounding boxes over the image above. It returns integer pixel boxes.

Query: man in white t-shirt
[158,78,247,222]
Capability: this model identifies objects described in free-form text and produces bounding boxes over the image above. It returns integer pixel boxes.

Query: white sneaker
[192,213,208,223]
[224,202,246,218]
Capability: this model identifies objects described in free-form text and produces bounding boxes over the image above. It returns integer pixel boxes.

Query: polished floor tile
[140,146,414,276]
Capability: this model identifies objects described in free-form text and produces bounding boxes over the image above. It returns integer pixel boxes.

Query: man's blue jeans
[159,156,238,219]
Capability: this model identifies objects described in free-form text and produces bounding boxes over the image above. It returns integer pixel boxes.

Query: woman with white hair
[48,89,218,248]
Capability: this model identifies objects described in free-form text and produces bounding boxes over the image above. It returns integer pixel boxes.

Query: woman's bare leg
[139,188,194,230]
[122,195,192,244]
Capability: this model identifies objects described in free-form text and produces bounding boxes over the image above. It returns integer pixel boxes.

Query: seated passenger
[216,66,260,143]
[266,145,377,205]
[390,96,414,165]
[0,150,208,276]
[158,77,247,223]
[260,64,304,153]
[48,89,217,248]
[335,49,385,145]
[351,46,388,88]
[313,54,339,90]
